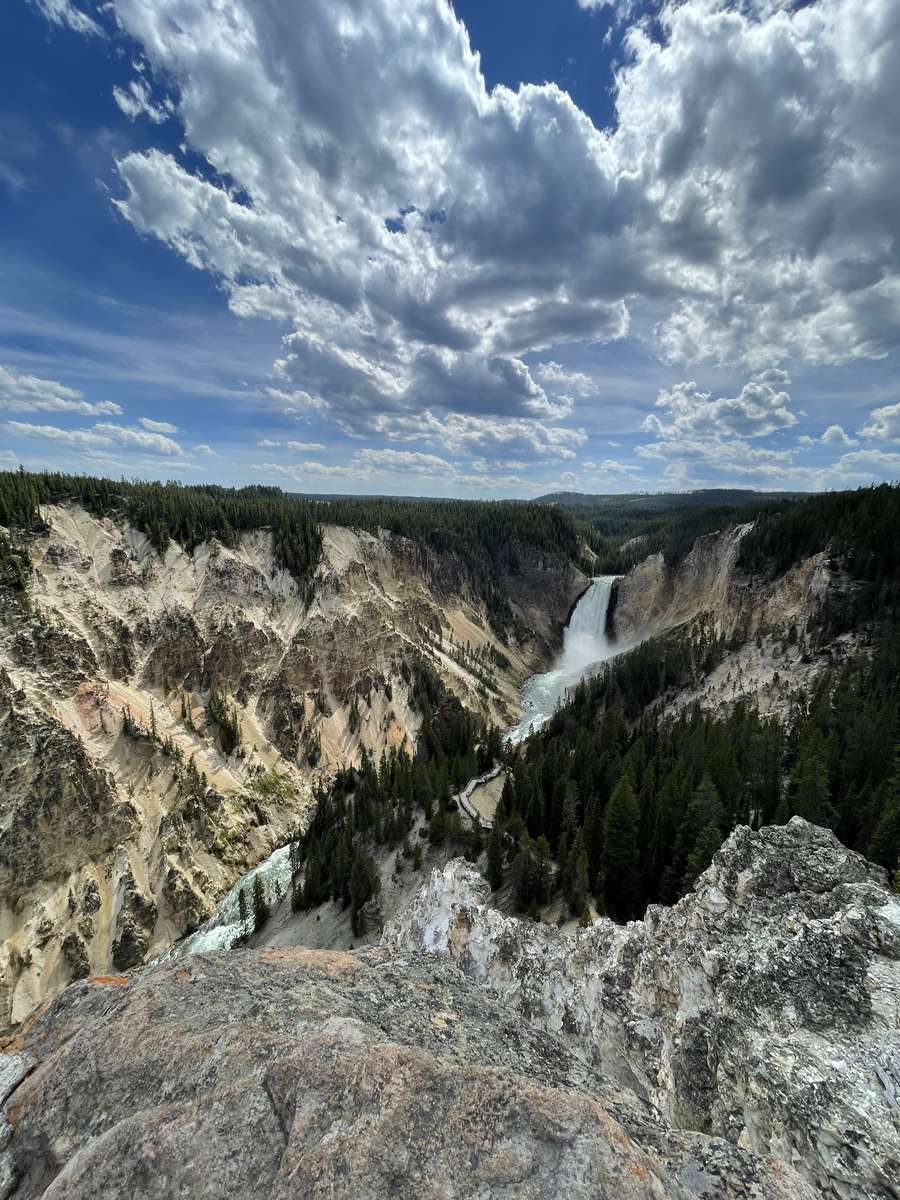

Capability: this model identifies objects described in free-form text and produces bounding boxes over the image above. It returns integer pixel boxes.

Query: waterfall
[506,576,620,744]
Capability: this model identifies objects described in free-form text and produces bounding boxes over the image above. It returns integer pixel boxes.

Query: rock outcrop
[2,948,815,1200]
[385,819,900,1200]
[612,524,833,647]
[1,819,895,1199]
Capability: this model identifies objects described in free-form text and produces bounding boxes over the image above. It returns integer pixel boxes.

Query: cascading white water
[506,575,620,744]
[164,843,294,959]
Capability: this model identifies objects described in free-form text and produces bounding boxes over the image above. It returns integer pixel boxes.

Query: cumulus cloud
[643,374,796,440]
[193,443,217,455]
[35,0,900,484]
[139,416,178,433]
[821,424,856,447]
[355,447,453,474]
[797,424,857,448]
[7,419,184,456]
[859,401,900,441]
[0,364,121,416]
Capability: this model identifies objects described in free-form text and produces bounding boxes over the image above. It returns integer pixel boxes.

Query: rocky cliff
[0,503,582,1025]
[609,523,858,718]
[386,819,900,1200]
[613,524,833,647]
[2,819,895,1198]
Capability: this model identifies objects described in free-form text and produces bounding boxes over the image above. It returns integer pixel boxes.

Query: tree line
[0,469,582,628]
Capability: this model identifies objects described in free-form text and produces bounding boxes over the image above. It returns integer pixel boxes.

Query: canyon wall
[0,503,583,1024]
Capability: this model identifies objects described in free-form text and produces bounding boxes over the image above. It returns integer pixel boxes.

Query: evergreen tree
[868,748,900,870]
[486,818,504,890]
[251,875,269,931]
[601,775,640,922]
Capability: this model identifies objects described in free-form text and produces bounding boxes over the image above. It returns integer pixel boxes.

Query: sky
[1,0,899,498]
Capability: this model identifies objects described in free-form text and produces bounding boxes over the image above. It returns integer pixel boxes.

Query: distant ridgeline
[0,469,581,625]
[539,486,805,574]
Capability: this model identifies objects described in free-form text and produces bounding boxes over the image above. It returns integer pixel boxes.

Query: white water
[506,575,620,744]
[167,843,294,959]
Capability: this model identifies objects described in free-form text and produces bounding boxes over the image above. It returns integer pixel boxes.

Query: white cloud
[6,421,114,447]
[94,422,184,455]
[113,79,173,123]
[193,443,217,455]
[36,0,900,480]
[30,0,101,36]
[644,374,795,441]
[139,416,178,433]
[7,419,183,456]
[821,424,856,447]
[355,447,453,474]
[252,459,363,480]
[0,364,122,416]
[859,401,900,441]
[287,440,326,451]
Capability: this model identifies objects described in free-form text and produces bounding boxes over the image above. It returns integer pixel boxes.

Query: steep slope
[387,819,900,1200]
[0,502,583,1025]
[609,523,856,717]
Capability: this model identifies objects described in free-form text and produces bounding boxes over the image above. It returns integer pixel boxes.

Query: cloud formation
[139,416,178,433]
[7,419,184,456]
[23,0,900,495]
[0,364,122,416]
[644,374,796,441]
[860,402,900,442]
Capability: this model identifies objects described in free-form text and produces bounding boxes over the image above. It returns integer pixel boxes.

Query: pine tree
[682,823,724,891]
[251,874,269,931]
[486,818,504,890]
[790,729,836,827]
[868,748,900,870]
[601,774,640,922]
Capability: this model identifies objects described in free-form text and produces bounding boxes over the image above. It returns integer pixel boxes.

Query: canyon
[0,501,582,1024]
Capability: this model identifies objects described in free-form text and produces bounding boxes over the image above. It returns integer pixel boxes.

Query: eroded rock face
[613,524,832,647]
[0,948,815,1200]
[385,819,900,1200]
[0,504,582,1025]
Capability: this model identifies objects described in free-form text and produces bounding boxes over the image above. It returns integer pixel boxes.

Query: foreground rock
[2,947,812,1199]
[386,818,900,1200]
[2,820,895,1198]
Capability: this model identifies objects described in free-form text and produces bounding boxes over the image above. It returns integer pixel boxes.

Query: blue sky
[1,0,899,497]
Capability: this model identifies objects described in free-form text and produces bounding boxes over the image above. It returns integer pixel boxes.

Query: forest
[274,617,898,933]
[539,487,801,574]
[498,621,900,921]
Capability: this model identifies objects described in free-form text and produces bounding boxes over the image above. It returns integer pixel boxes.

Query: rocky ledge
[1,819,898,1199]
[386,817,900,1200]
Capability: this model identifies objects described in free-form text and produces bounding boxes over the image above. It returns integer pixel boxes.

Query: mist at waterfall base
[506,576,621,744]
